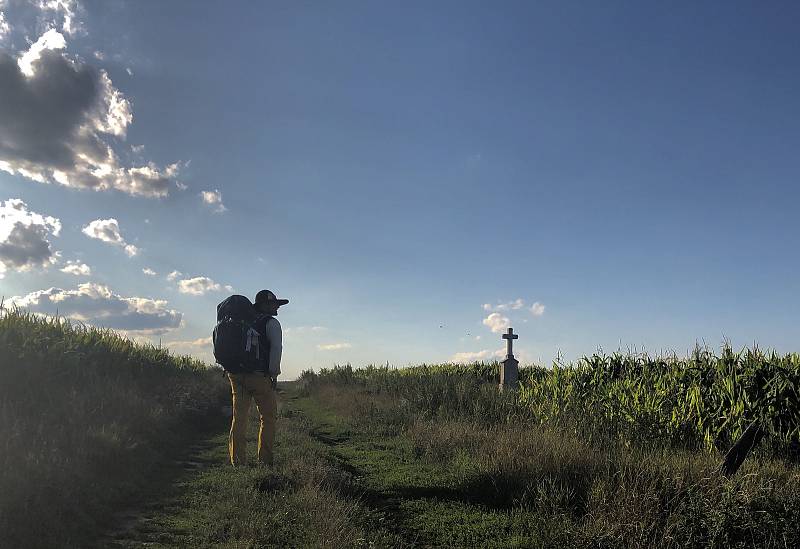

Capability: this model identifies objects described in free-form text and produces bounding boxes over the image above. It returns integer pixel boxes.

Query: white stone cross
[502,327,518,358]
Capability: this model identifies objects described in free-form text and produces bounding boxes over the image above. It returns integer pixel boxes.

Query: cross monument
[500,327,519,391]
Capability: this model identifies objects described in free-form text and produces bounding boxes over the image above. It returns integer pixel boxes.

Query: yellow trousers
[227,372,276,466]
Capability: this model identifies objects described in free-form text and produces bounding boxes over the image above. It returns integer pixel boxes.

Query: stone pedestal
[500,356,519,391]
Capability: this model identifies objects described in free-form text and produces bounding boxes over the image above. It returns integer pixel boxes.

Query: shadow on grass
[323,448,594,517]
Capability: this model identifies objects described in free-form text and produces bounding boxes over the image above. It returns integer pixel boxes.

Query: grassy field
[0,308,229,548]
[105,360,800,548]
[0,308,403,548]
[3,308,800,547]
[103,382,404,548]
[290,363,800,547]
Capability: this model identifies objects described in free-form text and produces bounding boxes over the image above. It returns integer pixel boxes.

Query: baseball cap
[255,289,289,306]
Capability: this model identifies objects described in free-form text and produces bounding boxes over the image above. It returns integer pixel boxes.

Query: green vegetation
[519,348,800,456]
[308,347,800,458]
[0,309,402,548]
[4,308,800,547]
[295,353,800,547]
[0,308,228,548]
[107,384,404,548]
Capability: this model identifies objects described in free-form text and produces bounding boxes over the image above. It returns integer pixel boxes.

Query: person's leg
[228,373,252,466]
[249,374,277,466]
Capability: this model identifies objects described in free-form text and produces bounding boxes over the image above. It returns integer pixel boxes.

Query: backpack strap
[253,314,272,377]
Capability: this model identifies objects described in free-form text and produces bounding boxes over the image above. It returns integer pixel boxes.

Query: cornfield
[307,346,800,460]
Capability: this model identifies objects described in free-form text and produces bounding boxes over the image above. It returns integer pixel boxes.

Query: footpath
[100,382,405,548]
[102,382,533,548]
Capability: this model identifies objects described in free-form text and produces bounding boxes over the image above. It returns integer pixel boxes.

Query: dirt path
[100,428,228,548]
[95,383,406,547]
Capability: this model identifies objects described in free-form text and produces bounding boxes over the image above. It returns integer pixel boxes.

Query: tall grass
[0,308,228,548]
[303,351,800,546]
[306,347,800,459]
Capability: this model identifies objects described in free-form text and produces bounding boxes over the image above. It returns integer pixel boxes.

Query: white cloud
[200,189,226,213]
[482,312,511,334]
[450,347,505,363]
[60,260,91,276]
[165,335,211,350]
[177,276,223,296]
[530,302,546,316]
[166,270,182,281]
[0,27,181,197]
[142,267,157,276]
[484,298,526,313]
[317,342,352,351]
[82,218,138,257]
[0,11,10,41]
[7,282,182,334]
[17,28,67,76]
[0,198,61,278]
[166,336,212,347]
[163,336,213,363]
[37,0,82,36]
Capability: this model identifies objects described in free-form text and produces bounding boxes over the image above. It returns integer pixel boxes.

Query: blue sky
[1,1,798,378]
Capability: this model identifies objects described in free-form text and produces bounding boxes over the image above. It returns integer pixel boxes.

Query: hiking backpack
[213,295,269,374]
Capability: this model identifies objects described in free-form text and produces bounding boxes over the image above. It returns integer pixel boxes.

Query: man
[227,289,287,466]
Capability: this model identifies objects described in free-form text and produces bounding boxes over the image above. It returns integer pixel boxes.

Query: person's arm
[266,317,282,378]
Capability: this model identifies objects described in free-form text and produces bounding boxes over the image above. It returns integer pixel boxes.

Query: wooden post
[719,420,764,477]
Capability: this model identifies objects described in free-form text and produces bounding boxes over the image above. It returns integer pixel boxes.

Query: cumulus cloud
[7,282,182,334]
[17,27,66,76]
[483,298,526,313]
[142,267,157,276]
[177,276,223,296]
[450,348,505,363]
[317,343,352,351]
[163,336,213,363]
[482,312,511,334]
[530,302,546,316]
[166,270,181,281]
[200,189,226,213]
[82,218,138,256]
[166,336,212,347]
[60,260,90,276]
[37,0,83,36]
[483,299,546,321]
[0,198,61,278]
[0,26,180,197]
[0,12,9,42]
[165,335,211,351]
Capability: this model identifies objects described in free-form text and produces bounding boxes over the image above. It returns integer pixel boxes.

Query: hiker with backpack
[213,289,287,466]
